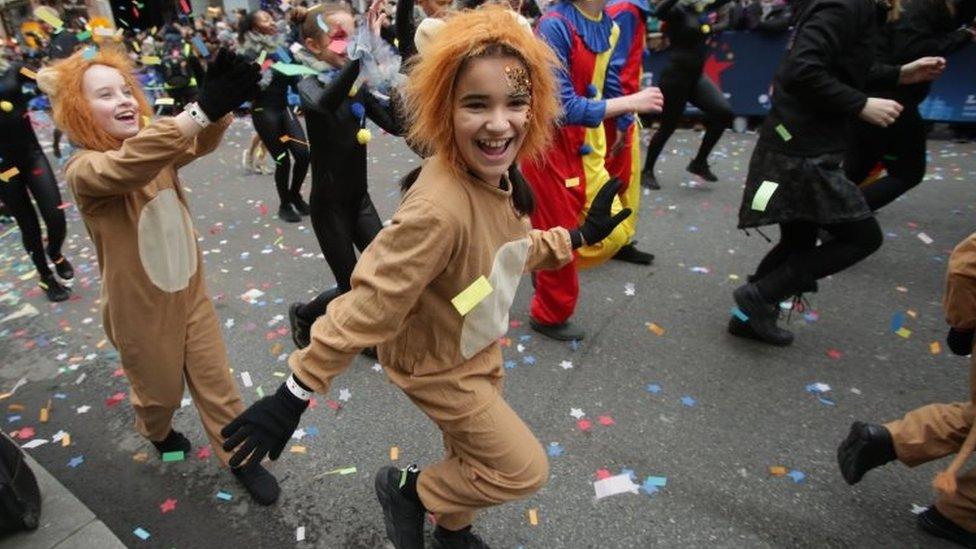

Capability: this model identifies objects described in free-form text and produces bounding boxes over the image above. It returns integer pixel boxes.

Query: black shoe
[278,204,301,223]
[375,466,425,549]
[687,160,718,182]
[432,525,492,549]
[727,316,766,342]
[51,255,74,280]
[289,302,311,349]
[291,195,310,216]
[39,274,70,302]
[612,243,654,265]
[731,283,793,346]
[917,507,976,548]
[362,346,378,359]
[151,430,192,456]
[640,170,660,190]
[837,421,896,485]
[530,318,585,341]
[232,463,280,506]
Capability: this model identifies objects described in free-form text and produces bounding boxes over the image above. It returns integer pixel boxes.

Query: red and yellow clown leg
[522,160,582,325]
[576,123,629,270]
[605,121,641,245]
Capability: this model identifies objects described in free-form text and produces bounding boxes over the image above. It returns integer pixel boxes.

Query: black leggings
[844,108,927,211]
[252,107,310,207]
[644,69,733,173]
[754,218,883,287]
[297,191,383,321]
[0,146,66,277]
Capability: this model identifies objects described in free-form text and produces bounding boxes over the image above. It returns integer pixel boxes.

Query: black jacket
[0,63,40,152]
[758,0,900,156]
[297,60,404,201]
[656,0,735,65]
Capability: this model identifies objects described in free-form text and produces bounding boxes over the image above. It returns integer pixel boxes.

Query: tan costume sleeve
[174,114,233,169]
[290,197,457,393]
[944,233,976,331]
[66,118,194,198]
[524,227,573,272]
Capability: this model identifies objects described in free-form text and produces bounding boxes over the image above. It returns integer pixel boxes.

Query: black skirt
[738,145,873,229]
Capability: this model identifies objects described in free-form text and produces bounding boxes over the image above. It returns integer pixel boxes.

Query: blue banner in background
[644,31,976,123]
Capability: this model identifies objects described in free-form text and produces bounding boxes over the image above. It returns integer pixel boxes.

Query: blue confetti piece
[54,393,67,399]
[731,307,749,322]
[570,339,580,351]
[522,356,536,365]
[519,335,532,342]
[787,470,806,483]
[216,490,233,501]
[133,527,151,540]
[681,396,697,407]
[67,455,84,468]
[7,415,20,423]
[890,312,905,333]
[644,475,667,487]
[817,397,836,406]
[305,426,319,436]
[687,226,699,232]
[191,35,210,57]
[646,383,662,394]
[547,442,564,457]
[621,468,637,480]
[504,360,517,369]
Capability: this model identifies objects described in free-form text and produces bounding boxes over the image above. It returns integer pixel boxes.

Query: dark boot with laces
[837,421,896,485]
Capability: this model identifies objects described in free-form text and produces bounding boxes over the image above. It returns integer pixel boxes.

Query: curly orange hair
[42,46,152,152]
[403,5,561,176]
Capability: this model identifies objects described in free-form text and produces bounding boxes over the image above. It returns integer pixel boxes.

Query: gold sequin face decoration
[504,65,531,98]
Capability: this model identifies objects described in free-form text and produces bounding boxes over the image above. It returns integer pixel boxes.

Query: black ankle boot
[278,204,301,223]
[837,421,896,485]
[613,243,654,265]
[917,507,976,548]
[291,194,310,216]
[289,303,312,349]
[375,466,425,549]
[640,170,661,190]
[232,463,280,505]
[51,256,74,280]
[687,160,718,182]
[731,283,793,346]
[39,274,70,302]
[151,430,191,456]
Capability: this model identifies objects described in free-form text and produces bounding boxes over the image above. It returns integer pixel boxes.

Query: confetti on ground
[133,527,151,540]
[931,342,942,354]
[390,446,399,461]
[547,443,564,457]
[646,383,662,394]
[216,491,233,501]
[594,473,640,500]
[528,508,539,526]
[826,349,843,360]
[160,499,177,513]
[162,451,185,463]
[647,323,665,336]
[680,396,696,407]
[296,526,306,541]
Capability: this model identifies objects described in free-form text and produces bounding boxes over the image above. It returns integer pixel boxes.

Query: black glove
[947,327,974,356]
[221,381,309,468]
[196,48,261,122]
[569,178,632,248]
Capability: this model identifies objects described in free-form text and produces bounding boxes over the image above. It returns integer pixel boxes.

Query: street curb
[0,453,126,549]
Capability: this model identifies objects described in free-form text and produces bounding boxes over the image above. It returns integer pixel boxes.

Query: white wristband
[285,374,312,401]
[184,102,211,128]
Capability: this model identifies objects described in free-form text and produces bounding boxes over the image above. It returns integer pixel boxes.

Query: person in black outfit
[640,0,735,189]
[287,1,404,350]
[239,10,311,223]
[845,0,976,211]
[728,0,945,346]
[394,0,453,61]
[0,59,73,301]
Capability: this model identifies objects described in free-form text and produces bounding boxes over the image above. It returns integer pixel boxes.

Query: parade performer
[838,232,976,548]
[221,7,630,547]
[43,47,281,505]
[729,0,944,346]
[521,0,663,341]
[287,1,404,350]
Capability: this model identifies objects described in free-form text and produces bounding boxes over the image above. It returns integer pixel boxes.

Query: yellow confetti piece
[528,508,539,526]
[154,97,175,106]
[451,276,493,316]
[390,446,399,461]
[39,408,49,423]
[290,445,307,454]
[647,323,665,336]
[769,466,787,476]
[7,404,24,412]
[141,55,161,65]
[751,180,779,212]
[896,286,908,293]
[1,167,20,182]
[61,433,71,447]
[19,67,37,80]
[96,339,108,349]
[564,177,580,188]
[132,452,148,462]
[896,327,912,338]
[907,310,917,319]
[930,341,941,355]
[18,271,35,281]
[728,274,740,280]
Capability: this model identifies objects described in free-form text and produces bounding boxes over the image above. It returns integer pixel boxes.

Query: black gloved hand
[196,48,261,122]
[569,178,632,248]
[221,381,309,468]
[947,327,974,356]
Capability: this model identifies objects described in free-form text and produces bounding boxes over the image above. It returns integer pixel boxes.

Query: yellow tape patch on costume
[451,275,493,316]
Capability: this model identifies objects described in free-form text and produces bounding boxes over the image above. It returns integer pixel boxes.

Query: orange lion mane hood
[38,46,152,152]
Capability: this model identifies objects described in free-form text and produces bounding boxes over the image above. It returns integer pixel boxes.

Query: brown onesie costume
[65,116,244,465]
[290,154,574,530]
[885,232,976,532]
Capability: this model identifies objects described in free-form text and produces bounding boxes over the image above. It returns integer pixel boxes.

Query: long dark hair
[400,164,535,217]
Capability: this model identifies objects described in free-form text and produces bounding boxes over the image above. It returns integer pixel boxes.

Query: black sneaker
[151,430,192,456]
[375,466,425,549]
[39,274,70,302]
[289,302,311,349]
[612,243,654,265]
[687,160,718,182]
[731,283,793,346]
[837,421,896,485]
[292,195,310,216]
[640,170,661,190]
[917,507,976,548]
[432,525,492,549]
[529,319,585,341]
[52,255,74,280]
[232,463,281,506]
[278,204,301,223]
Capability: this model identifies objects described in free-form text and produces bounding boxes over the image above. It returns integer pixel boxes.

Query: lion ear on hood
[36,66,61,98]
[414,17,447,56]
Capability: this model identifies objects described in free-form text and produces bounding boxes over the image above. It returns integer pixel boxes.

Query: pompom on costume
[44,48,245,466]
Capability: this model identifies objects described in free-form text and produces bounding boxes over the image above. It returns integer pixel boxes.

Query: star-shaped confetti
[570,408,585,419]
[160,498,177,513]
[646,383,662,394]
[67,455,84,468]
[681,396,697,407]
[338,388,351,402]
[547,443,564,457]
[559,360,573,370]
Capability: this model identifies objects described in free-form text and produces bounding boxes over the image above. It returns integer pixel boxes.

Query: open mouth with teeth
[476,138,513,159]
[114,111,137,123]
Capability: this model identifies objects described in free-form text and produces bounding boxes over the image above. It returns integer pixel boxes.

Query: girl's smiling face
[452,55,531,186]
[82,64,140,141]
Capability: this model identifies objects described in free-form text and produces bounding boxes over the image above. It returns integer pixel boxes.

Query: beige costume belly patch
[137,188,197,292]
[460,238,530,359]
